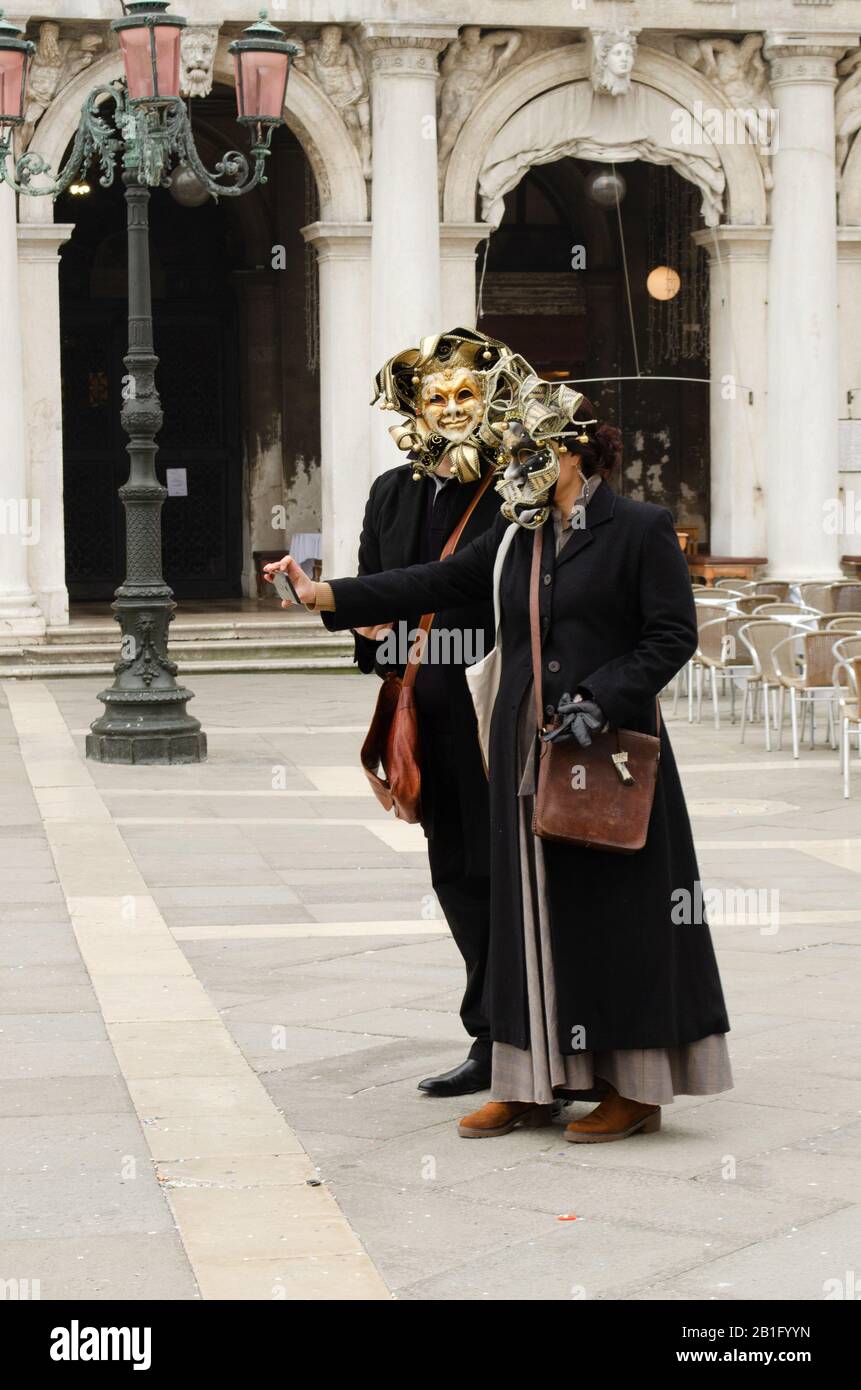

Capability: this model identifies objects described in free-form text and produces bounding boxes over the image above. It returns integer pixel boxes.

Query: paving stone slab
[636,1204,861,1301]
[0,1073,134,1119]
[0,1232,199,1301]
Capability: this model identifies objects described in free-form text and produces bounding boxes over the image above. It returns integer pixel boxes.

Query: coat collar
[552,479,617,569]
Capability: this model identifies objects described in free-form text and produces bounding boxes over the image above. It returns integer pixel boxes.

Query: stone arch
[443,42,768,229]
[18,41,367,225]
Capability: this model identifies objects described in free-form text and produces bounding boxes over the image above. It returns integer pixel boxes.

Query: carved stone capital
[16,223,75,261]
[301,220,372,264]
[765,32,860,85]
[360,23,458,78]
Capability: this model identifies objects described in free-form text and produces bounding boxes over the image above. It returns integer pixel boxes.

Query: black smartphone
[273,567,302,605]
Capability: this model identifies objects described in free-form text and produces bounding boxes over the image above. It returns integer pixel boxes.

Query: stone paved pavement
[1,671,859,1301]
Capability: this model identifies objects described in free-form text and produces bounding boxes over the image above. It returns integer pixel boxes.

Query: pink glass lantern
[113,1,186,104]
[229,12,295,126]
[0,10,34,127]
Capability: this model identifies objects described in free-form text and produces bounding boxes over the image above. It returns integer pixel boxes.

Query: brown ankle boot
[458,1100,555,1138]
[564,1085,661,1143]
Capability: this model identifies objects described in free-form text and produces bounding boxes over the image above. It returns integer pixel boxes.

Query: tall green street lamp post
[0,4,298,763]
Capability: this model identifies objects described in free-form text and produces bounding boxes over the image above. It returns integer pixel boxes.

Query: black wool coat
[324,462,499,876]
[325,483,730,1053]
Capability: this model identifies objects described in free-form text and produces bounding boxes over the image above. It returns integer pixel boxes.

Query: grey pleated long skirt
[490,687,733,1108]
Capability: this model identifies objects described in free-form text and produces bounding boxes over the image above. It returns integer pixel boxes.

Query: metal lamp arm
[171,105,274,198]
[0,84,123,197]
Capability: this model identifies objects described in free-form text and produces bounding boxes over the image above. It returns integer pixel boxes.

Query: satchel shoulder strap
[529,524,663,736]
[491,523,519,641]
[402,469,495,690]
[530,527,546,729]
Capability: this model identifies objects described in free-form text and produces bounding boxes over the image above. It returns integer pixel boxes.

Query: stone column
[0,184,45,638]
[693,226,771,559]
[17,222,75,628]
[764,32,859,578]
[838,228,861,418]
[301,222,372,577]
[361,22,457,476]
[439,222,492,329]
[837,228,861,552]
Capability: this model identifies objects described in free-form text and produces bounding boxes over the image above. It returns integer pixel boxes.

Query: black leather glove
[541,693,605,747]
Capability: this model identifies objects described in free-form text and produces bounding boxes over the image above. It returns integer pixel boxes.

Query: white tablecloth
[290,531,322,578]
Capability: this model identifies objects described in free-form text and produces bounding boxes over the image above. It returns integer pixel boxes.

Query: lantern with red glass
[229,12,296,129]
[0,10,35,128]
[113,1,186,105]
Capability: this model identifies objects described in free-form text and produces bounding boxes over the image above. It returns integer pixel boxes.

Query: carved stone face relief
[607,41,635,80]
[180,25,220,100]
[419,368,485,444]
[591,28,639,96]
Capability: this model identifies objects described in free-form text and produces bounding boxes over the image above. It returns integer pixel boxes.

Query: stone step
[2,633,350,659]
[0,655,358,679]
[0,625,356,678]
[42,618,326,646]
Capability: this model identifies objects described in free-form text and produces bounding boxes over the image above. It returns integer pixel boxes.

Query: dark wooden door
[61,299,241,601]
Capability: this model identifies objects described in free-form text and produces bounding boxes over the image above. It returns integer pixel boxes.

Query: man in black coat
[324,328,510,1096]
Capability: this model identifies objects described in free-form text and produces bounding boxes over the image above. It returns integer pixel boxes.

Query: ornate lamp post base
[86,692,207,765]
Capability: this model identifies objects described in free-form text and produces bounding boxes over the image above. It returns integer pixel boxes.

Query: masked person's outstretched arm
[263,514,506,627]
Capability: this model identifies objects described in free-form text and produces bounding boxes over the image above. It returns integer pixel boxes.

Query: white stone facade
[3,1,861,633]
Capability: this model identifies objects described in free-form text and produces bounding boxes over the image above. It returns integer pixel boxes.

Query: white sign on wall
[166,468,188,497]
[839,420,861,472]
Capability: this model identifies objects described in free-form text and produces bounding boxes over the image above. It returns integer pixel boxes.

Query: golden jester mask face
[372,328,513,483]
[419,367,485,445]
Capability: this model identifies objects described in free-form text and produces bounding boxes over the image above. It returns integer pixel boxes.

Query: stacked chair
[675,573,861,793]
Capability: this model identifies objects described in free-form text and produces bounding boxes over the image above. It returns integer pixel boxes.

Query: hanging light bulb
[584,167,626,208]
[646,265,681,301]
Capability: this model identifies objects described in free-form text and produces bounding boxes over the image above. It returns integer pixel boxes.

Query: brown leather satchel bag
[529,526,661,852]
[359,472,494,823]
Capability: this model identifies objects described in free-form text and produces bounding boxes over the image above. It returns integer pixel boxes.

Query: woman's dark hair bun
[571,395,622,477]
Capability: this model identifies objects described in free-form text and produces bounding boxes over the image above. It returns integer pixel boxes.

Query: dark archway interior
[479,157,711,542]
[57,84,319,601]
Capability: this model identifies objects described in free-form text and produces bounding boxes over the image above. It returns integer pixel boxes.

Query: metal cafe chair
[738,620,808,751]
[696,616,756,729]
[754,602,821,628]
[735,594,779,615]
[715,578,754,593]
[674,600,737,719]
[799,582,838,613]
[825,614,861,633]
[751,580,792,601]
[771,630,841,757]
[833,654,861,798]
[832,583,861,612]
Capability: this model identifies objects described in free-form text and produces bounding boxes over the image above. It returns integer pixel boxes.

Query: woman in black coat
[265,402,731,1143]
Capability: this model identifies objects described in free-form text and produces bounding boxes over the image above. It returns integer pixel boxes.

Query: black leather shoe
[417,1056,492,1097]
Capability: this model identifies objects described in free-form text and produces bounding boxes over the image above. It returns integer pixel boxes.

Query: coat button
[547,659,560,673]
[543,573,551,586]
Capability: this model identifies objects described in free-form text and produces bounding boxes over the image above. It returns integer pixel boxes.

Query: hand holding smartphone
[272,567,302,605]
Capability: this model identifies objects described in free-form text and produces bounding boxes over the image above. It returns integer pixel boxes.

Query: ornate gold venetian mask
[372,327,509,483]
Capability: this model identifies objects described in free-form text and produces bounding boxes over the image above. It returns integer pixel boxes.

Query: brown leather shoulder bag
[529,525,661,852]
[360,471,494,823]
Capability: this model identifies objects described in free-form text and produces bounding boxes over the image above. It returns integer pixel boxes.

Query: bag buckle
[611,750,635,786]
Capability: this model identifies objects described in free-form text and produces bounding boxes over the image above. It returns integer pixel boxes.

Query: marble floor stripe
[3,680,390,1303]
